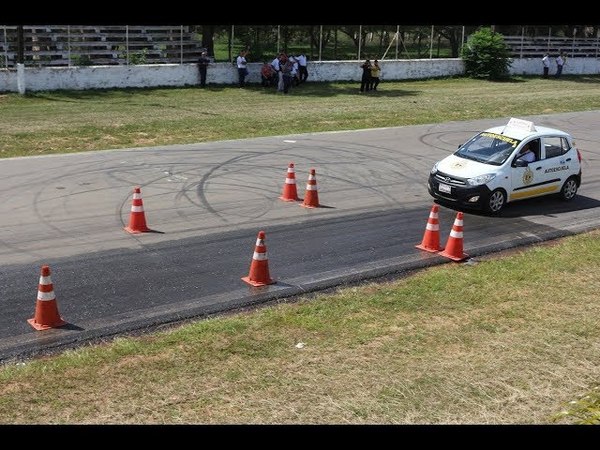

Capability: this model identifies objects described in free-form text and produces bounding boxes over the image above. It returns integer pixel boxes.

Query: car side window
[544,136,569,159]
[528,139,540,160]
[516,139,539,162]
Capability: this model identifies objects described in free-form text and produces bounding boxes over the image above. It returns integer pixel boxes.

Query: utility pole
[16,25,25,94]
[17,25,24,63]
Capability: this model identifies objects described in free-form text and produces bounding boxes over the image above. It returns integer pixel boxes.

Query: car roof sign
[505,117,537,133]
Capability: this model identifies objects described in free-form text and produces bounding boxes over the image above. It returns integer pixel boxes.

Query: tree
[461,27,512,80]
[437,26,475,58]
[201,25,216,57]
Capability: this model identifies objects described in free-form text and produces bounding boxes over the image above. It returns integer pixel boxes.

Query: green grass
[552,388,600,424]
[1,75,600,423]
[1,75,600,159]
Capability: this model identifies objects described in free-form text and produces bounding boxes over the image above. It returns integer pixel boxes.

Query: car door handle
[565,158,572,162]
[535,166,542,170]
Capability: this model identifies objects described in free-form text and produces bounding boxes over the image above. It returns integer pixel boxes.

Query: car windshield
[455,132,521,166]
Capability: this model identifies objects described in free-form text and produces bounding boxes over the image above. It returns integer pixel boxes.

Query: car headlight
[430,162,439,175]
[467,173,497,186]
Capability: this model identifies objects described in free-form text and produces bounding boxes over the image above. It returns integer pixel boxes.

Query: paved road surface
[1,111,599,361]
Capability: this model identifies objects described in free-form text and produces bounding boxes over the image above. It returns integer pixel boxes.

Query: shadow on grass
[553,75,600,84]
[25,82,422,100]
[21,74,600,102]
[25,86,194,102]
[251,82,421,98]
[509,75,600,84]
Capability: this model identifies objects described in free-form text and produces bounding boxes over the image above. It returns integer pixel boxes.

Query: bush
[72,54,93,66]
[461,27,512,80]
[129,49,148,65]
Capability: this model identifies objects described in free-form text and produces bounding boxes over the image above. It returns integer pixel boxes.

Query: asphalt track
[1,111,599,362]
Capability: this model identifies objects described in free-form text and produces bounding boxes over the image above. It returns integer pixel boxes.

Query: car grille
[434,172,466,186]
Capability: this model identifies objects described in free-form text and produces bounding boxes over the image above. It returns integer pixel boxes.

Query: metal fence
[0,25,204,68]
[2,25,598,68]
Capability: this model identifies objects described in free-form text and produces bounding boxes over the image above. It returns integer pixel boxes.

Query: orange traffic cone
[124,186,151,234]
[416,205,444,252]
[438,212,469,261]
[279,162,300,202]
[242,230,275,286]
[27,265,67,330]
[300,168,320,208]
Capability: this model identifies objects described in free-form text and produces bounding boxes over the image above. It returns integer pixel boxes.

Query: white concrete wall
[509,57,600,76]
[0,59,464,92]
[0,58,598,92]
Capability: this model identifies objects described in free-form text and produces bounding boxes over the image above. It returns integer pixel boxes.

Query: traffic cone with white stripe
[27,265,67,330]
[242,230,275,286]
[279,162,300,202]
[124,186,151,234]
[438,211,469,262]
[416,205,444,252]
[300,168,320,208]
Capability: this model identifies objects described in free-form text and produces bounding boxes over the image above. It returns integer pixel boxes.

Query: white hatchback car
[428,118,582,214]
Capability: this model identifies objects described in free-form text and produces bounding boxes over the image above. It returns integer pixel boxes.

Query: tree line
[195,25,600,62]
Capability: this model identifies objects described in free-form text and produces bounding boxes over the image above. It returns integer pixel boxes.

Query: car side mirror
[457,144,462,149]
[513,159,528,168]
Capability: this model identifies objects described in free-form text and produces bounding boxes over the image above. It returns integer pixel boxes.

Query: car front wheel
[486,189,506,214]
[560,177,578,201]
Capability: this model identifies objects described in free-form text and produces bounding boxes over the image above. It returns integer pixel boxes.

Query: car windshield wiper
[457,152,480,162]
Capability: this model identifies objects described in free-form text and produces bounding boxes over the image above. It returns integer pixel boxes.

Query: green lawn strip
[552,389,600,424]
[1,76,599,158]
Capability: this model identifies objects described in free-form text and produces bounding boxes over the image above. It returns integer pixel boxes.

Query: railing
[503,35,600,58]
[0,25,205,68]
[3,26,599,70]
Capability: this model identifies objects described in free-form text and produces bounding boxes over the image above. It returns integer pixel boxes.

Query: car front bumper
[428,174,493,210]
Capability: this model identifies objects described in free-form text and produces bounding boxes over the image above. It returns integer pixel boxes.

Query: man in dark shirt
[198,51,211,88]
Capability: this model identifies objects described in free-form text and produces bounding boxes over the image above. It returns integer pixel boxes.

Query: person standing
[555,52,565,78]
[370,59,381,91]
[281,56,293,94]
[297,52,308,83]
[236,50,249,87]
[260,61,275,87]
[197,51,211,88]
[359,59,372,93]
[271,53,281,90]
[542,53,550,78]
[275,53,286,92]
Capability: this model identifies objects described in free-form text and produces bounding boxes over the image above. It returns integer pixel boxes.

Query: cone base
[241,276,275,287]
[124,226,151,234]
[279,196,299,202]
[416,243,444,253]
[438,250,469,262]
[27,317,67,331]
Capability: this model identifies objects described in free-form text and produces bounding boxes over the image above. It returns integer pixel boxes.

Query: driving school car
[428,118,582,214]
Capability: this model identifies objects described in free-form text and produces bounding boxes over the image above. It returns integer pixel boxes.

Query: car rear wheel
[486,189,506,214]
[559,177,578,201]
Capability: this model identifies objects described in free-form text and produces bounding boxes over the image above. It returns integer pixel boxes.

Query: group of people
[542,52,566,78]
[359,59,381,93]
[202,49,570,89]
[260,52,309,94]
[198,49,309,92]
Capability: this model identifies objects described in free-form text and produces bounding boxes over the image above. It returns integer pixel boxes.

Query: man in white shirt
[236,50,248,87]
[518,143,536,163]
[296,52,308,83]
[542,53,549,78]
[555,53,565,78]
